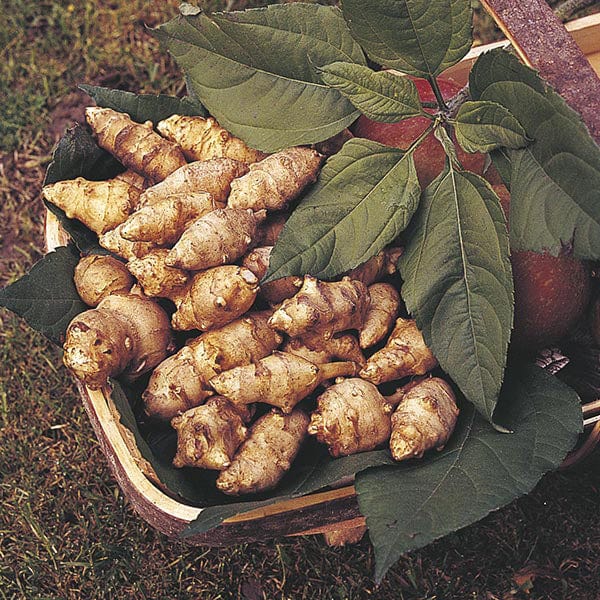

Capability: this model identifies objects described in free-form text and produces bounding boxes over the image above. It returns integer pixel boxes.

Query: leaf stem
[427,75,448,112]
[405,122,437,155]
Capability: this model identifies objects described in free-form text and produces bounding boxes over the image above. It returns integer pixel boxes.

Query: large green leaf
[0,245,87,345]
[342,0,472,78]
[470,49,600,259]
[153,4,365,152]
[319,62,424,122]
[454,100,529,153]
[79,85,206,124]
[399,165,513,423]
[356,364,582,583]
[264,138,421,282]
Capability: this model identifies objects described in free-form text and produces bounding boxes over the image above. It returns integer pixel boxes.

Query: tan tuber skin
[74,255,134,307]
[127,249,189,299]
[282,332,365,367]
[209,351,358,413]
[139,158,248,206]
[170,266,259,332]
[228,147,324,211]
[99,224,158,261]
[166,208,267,271]
[113,169,151,192]
[43,176,141,235]
[63,292,172,389]
[143,311,283,421]
[157,115,267,164]
[216,409,310,495]
[359,283,401,349]
[268,275,370,340]
[360,318,438,385]
[308,378,396,457]
[85,107,187,183]
[241,246,303,305]
[171,397,249,471]
[389,377,459,461]
[120,192,224,245]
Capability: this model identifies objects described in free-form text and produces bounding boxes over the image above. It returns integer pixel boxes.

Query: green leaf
[342,0,472,78]
[153,4,365,152]
[357,364,582,583]
[454,100,529,153]
[470,49,600,259]
[79,85,206,124]
[319,62,424,122]
[264,138,421,283]
[0,245,87,345]
[399,164,513,423]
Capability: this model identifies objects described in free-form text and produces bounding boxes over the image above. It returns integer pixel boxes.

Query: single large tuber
[269,276,370,340]
[143,311,282,420]
[359,283,401,349]
[308,378,395,457]
[209,351,358,413]
[63,292,172,389]
[171,397,249,470]
[85,107,187,183]
[389,377,459,461]
[166,208,267,271]
[157,115,267,164]
[74,254,134,307]
[359,318,437,385]
[170,266,259,332]
[227,147,324,211]
[216,409,310,495]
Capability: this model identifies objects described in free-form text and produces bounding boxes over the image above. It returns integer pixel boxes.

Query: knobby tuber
[99,224,158,261]
[216,409,310,495]
[85,107,187,183]
[127,249,189,298]
[269,276,370,340]
[74,255,134,307]
[143,311,282,420]
[308,378,395,457]
[157,115,267,164]
[389,377,459,461]
[120,192,223,245]
[170,266,259,332]
[360,318,437,384]
[282,333,365,367]
[63,292,172,389]
[209,351,358,413]
[171,397,249,470]
[359,283,401,349]
[228,147,324,211]
[139,158,248,206]
[43,176,141,234]
[166,208,267,271]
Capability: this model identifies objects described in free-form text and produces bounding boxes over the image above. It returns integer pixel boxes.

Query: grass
[1,1,600,598]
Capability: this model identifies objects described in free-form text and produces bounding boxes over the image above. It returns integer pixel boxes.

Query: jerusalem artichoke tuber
[227,147,324,212]
[269,276,370,340]
[171,397,249,470]
[282,332,365,367]
[216,409,310,495]
[359,283,401,349]
[85,107,187,183]
[99,224,158,261]
[388,377,459,461]
[166,208,267,271]
[63,292,172,389]
[359,318,438,384]
[157,115,267,164]
[127,249,189,298]
[346,246,404,286]
[74,254,134,307]
[170,266,259,331]
[209,351,358,413]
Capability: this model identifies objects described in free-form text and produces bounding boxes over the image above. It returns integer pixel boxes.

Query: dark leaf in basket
[0,245,87,345]
[79,85,207,123]
[342,0,472,79]
[399,164,513,425]
[356,364,582,583]
[470,49,600,260]
[153,3,365,151]
[264,139,420,283]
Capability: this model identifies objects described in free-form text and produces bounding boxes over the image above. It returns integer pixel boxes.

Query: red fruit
[351,77,486,187]
[494,184,591,351]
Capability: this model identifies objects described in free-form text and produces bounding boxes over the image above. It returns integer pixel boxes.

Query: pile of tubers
[46,107,460,496]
